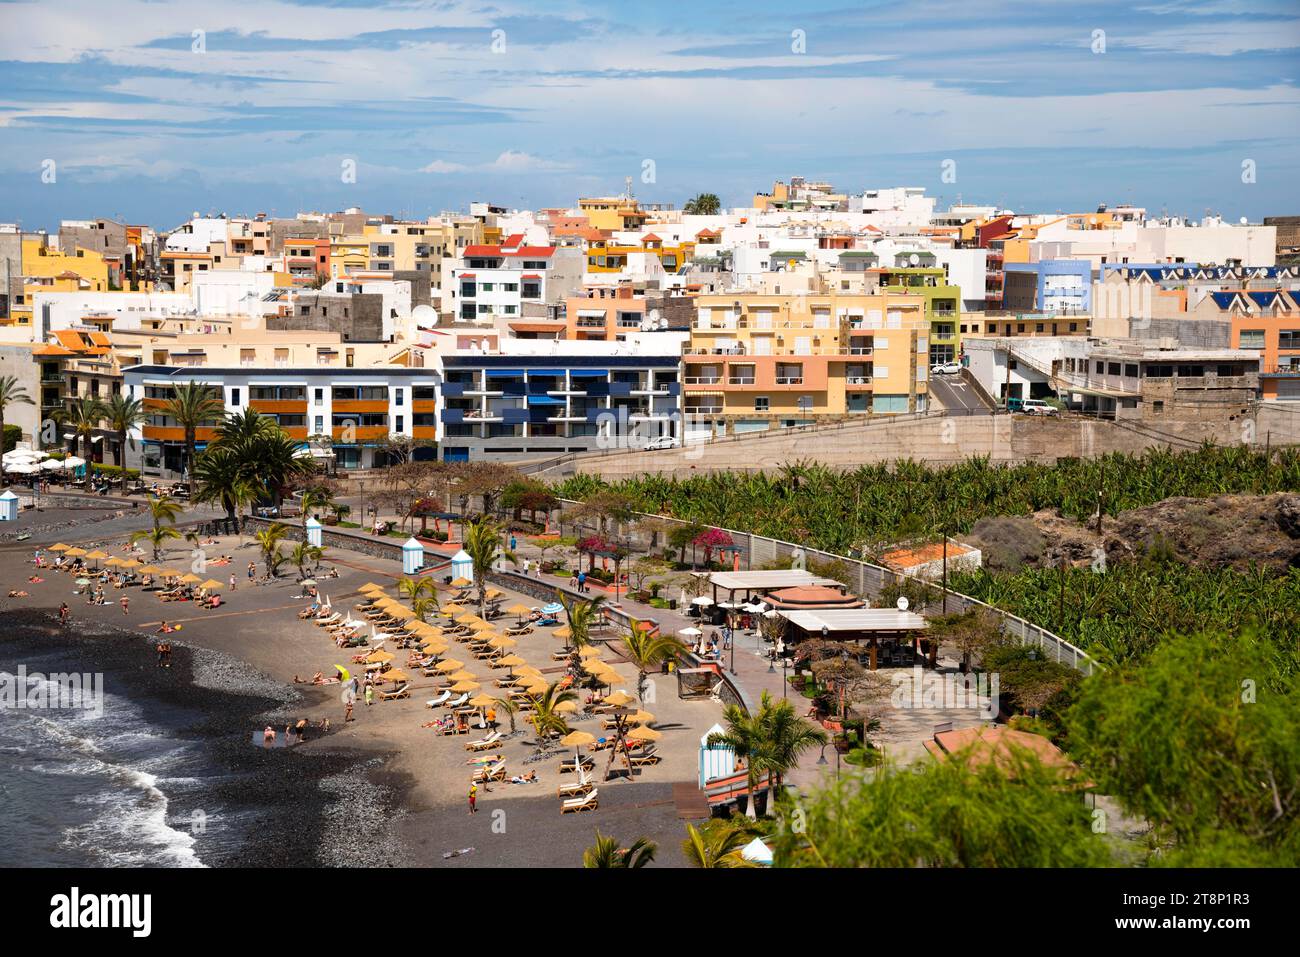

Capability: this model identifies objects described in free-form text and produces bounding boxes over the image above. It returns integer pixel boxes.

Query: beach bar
[777,607,929,670]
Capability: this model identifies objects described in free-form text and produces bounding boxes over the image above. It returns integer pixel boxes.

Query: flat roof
[708,570,842,592]
[779,608,929,633]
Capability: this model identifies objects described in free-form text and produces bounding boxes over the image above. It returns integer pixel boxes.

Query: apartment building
[682,292,930,435]
[1197,289,1300,400]
[576,197,650,232]
[563,285,694,341]
[965,336,1259,420]
[585,234,695,276]
[447,236,583,324]
[439,338,681,461]
[875,266,962,364]
[123,364,441,473]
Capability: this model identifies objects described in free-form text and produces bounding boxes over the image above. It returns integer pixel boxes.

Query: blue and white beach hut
[305,516,323,547]
[402,537,425,575]
[0,489,18,522]
[698,722,735,788]
[450,548,473,583]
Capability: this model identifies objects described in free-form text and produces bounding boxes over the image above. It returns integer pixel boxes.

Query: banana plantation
[950,561,1300,682]
[556,444,1300,553]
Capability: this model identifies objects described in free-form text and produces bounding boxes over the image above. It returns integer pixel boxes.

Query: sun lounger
[379,683,410,702]
[560,789,598,814]
[505,624,533,637]
[446,692,469,709]
[465,731,501,751]
[559,755,595,774]
[472,761,507,783]
[426,690,451,708]
[629,746,660,767]
[557,773,594,798]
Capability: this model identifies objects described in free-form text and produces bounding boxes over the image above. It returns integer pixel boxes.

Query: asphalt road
[928,372,993,412]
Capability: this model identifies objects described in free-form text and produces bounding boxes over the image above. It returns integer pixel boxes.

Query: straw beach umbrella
[626,726,662,743]
[561,730,596,774]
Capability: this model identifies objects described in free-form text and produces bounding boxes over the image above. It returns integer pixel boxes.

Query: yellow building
[577,197,649,232]
[683,292,931,431]
[585,233,695,274]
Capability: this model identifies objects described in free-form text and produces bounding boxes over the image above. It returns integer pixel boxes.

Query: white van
[1020,398,1060,416]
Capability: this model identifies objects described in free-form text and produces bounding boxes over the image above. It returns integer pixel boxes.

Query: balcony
[774,376,804,386]
[684,376,722,385]
[727,376,756,385]
[684,405,722,415]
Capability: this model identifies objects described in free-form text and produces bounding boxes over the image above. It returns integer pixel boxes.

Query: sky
[0,0,1297,231]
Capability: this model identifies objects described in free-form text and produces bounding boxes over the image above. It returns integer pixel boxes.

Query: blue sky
[0,0,1297,230]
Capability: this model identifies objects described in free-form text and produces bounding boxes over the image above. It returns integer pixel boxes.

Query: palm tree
[147,494,184,533]
[254,523,289,567]
[161,382,226,495]
[299,486,335,531]
[582,831,657,868]
[214,408,276,447]
[528,680,578,745]
[0,374,35,454]
[265,548,289,579]
[102,394,146,490]
[762,693,828,795]
[59,395,106,489]
[463,518,514,619]
[707,699,776,820]
[490,695,520,735]
[248,431,315,509]
[411,595,439,622]
[289,540,323,580]
[192,445,264,533]
[130,525,182,561]
[558,592,606,660]
[683,193,721,215]
[622,623,683,701]
[680,821,755,868]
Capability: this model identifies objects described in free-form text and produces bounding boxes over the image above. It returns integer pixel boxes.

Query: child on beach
[59,603,69,626]
[120,595,129,615]
[468,784,478,814]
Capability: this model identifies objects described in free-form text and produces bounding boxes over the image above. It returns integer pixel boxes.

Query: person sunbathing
[509,771,538,785]
[8,589,29,598]
[28,576,43,584]
[263,726,276,743]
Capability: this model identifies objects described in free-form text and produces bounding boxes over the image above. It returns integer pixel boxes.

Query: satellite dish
[896,596,909,611]
[909,253,920,266]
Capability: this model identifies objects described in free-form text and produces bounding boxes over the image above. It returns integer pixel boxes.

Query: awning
[485,369,525,377]
[526,368,565,376]
[568,369,609,377]
[526,395,565,406]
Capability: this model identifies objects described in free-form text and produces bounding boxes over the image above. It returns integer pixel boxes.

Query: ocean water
[0,673,231,867]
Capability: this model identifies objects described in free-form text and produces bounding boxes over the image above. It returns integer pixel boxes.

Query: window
[1239,329,1266,349]
[314,388,324,403]
[1124,364,1139,378]
[395,415,404,433]
[395,390,404,407]
[231,387,241,406]
[1279,330,1300,350]
[754,396,770,412]
[314,416,324,434]
[1108,363,1121,376]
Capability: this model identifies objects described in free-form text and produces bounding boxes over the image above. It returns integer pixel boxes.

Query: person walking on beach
[119,595,130,616]
[468,784,478,814]
[364,683,374,707]
[522,558,530,576]
[247,561,256,584]
[58,602,69,626]
[229,572,237,592]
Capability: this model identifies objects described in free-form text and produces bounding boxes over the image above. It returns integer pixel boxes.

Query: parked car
[1018,398,1060,416]
[643,435,681,450]
[930,361,962,376]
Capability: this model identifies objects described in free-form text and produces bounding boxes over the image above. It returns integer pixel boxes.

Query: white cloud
[489,149,567,171]
[421,150,568,174]
[421,159,469,173]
